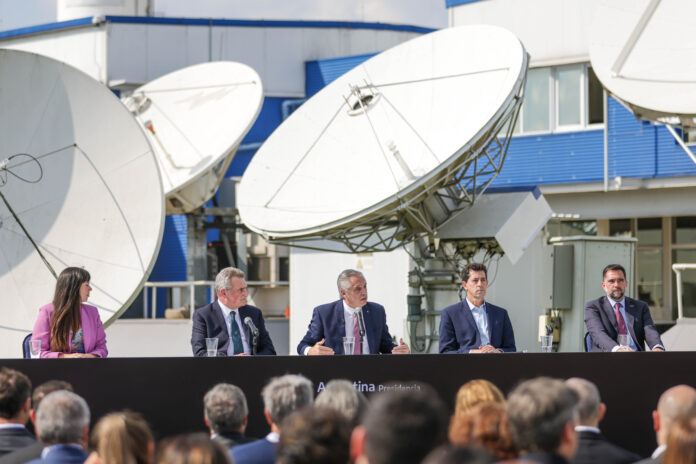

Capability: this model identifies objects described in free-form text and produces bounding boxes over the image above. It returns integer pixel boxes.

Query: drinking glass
[30,339,41,359]
[205,338,218,357]
[540,335,553,353]
[343,337,355,355]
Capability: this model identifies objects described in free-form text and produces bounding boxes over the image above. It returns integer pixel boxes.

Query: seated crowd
[1,366,695,464]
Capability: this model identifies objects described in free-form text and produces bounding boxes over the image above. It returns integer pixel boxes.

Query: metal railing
[672,264,696,319]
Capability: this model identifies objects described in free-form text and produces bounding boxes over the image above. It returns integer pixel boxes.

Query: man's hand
[651,347,665,352]
[391,338,410,354]
[617,346,635,352]
[470,345,500,354]
[58,353,97,359]
[308,338,335,356]
[234,353,250,356]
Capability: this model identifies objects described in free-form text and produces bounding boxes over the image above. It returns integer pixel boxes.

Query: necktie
[614,303,627,335]
[353,312,361,355]
[229,311,244,355]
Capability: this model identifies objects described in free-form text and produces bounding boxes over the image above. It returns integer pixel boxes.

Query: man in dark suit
[585,264,664,352]
[231,374,313,464]
[297,269,409,355]
[0,368,35,458]
[27,391,89,464]
[203,383,256,450]
[191,267,275,357]
[565,377,640,464]
[439,263,515,353]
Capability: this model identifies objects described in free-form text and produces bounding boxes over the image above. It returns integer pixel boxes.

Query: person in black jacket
[203,383,256,450]
[565,378,640,464]
[0,368,35,457]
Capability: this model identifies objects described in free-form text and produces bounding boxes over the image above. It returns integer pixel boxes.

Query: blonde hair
[454,379,504,416]
[91,411,153,464]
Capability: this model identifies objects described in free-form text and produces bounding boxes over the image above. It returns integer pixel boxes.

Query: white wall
[450,0,603,66]
[289,247,410,355]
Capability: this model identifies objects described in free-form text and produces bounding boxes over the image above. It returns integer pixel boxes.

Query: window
[513,63,604,136]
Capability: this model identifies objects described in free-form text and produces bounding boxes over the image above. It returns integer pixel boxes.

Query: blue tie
[229,311,244,355]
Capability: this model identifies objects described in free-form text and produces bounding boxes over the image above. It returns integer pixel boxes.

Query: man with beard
[585,264,664,352]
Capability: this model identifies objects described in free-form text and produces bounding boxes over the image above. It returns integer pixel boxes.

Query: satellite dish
[590,0,696,120]
[0,50,164,354]
[238,25,528,252]
[123,62,264,214]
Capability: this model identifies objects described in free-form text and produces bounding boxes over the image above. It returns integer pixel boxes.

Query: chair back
[22,333,32,359]
[584,332,592,352]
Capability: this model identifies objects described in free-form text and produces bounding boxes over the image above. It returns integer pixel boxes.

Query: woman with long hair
[32,267,108,358]
[86,411,154,464]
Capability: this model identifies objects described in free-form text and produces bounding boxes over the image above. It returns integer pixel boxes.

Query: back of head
[454,379,505,416]
[156,433,229,464]
[262,374,313,426]
[314,379,367,427]
[91,411,153,464]
[422,445,494,464]
[449,403,518,460]
[204,383,248,435]
[276,406,351,464]
[663,417,696,464]
[0,367,31,420]
[506,377,578,454]
[564,378,601,426]
[32,380,73,410]
[363,385,448,464]
[658,385,696,427]
[36,390,90,445]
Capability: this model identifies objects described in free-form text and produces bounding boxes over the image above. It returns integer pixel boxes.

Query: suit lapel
[333,301,346,355]
[213,301,230,348]
[461,300,482,347]
[601,297,619,333]
[624,298,640,349]
[363,304,374,354]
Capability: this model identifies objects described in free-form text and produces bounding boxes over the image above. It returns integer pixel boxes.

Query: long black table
[1,353,692,457]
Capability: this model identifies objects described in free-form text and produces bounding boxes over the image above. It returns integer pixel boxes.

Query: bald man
[635,385,696,464]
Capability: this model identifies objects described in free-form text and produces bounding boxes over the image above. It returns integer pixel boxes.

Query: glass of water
[343,337,355,355]
[30,339,41,359]
[540,335,554,353]
[617,334,631,349]
[205,338,218,357]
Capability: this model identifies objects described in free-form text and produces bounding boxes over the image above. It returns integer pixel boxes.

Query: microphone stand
[357,309,366,355]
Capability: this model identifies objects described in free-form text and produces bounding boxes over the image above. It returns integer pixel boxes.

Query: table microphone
[244,317,259,336]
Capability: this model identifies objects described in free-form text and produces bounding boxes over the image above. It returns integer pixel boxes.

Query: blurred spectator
[156,434,229,464]
[506,377,578,463]
[663,417,696,464]
[0,367,34,457]
[276,406,350,464]
[351,384,448,464]
[314,380,367,427]
[449,403,518,460]
[203,384,255,450]
[231,374,313,464]
[422,445,494,464]
[564,378,639,464]
[0,380,73,464]
[31,390,90,464]
[453,380,504,416]
[86,411,153,464]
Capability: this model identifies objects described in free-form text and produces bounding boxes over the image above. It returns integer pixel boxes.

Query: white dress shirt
[467,298,490,351]
[343,301,370,354]
[219,301,251,355]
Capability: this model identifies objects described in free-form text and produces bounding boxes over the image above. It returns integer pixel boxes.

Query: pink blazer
[32,303,108,358]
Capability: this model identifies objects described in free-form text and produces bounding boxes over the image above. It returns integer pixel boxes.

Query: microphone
[356,308,366,338]
[244,317,259,336]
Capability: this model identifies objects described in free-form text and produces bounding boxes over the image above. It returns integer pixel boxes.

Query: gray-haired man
[231,374,313,464]
[191,267,276,357]
[297,269,409,355]
[27,391,89,464]
[203,383,256,450]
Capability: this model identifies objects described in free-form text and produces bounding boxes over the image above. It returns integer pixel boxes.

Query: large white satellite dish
[589,0,696,121]
[0,49,164,355]
[239,25,528,252]
[123,62,264,214]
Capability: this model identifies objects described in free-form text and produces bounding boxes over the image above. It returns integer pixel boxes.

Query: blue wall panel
[305,53,376,97]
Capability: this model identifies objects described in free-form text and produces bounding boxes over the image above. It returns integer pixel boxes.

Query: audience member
[231,374,313,464]
[449,403,518,460]
[422,445,494,464]
[564,378,639,464]
[28,390,90,464]
[156,434,229,464]
[32,267,108,358]
[86,411,153,464]
[350,384,448,464]
[0,380,74,464]
[276,406,350,464]
[314,380,368,427]
[453,379,505,416]
[663,417,696,464]
[203,384,255,450]
[0,368,34,457]
[506,377,578,464]
[636,385,696,464]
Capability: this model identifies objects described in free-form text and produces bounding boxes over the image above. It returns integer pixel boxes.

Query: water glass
[617,334,631,348]
[343,337,355,355]
[30,339,41,359]
[205,338,218,357]
[540,335,553,353]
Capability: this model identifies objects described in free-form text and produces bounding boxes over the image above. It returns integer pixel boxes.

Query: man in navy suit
[231,374,313,464]
[191,267,276,357]
[0,368,35,458]
[439,263,515,353]
[585,264,664,352]
[297,269,409,355]
[28,391,89,464]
